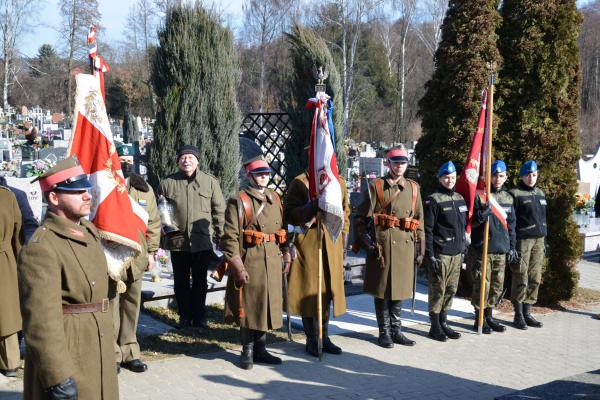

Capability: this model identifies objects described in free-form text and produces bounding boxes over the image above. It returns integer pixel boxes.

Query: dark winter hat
[177,145,199,161]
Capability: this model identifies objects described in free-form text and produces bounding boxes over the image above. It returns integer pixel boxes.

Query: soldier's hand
[146,254,155,272]
[507,248,519,264]
[235,268,250,285]
[289,246,297,261]
[282,251,291,274]
[47,377,78,400]
[361,234,376,252]
[416,253,424,266]
[429,256,442,277]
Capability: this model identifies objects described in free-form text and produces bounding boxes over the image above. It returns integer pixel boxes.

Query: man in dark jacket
[424,161,467,342]
[470,160,517,334]
[509,160,546,329]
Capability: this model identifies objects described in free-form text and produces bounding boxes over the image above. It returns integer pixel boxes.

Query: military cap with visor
[32,155,93,192]
[386,148,409,163]
[116,143,133,157]
[244,155,271,174]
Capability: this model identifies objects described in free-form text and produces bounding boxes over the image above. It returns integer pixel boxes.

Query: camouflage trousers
[470,250,506,310]
[428,254,461,313]
[510,237,545,304]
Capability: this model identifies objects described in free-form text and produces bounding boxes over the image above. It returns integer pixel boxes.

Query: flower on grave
[574,193,595,214]
[25,158,56,177]
[156,248,169,265]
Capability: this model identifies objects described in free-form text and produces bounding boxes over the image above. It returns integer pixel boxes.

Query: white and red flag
[455,90,507,235]
[87,25,110,100]
[68,74,148,291]
[305,92,344,242]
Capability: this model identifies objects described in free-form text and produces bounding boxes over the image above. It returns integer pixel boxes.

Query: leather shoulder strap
[239,192,253,230]
[409,180,418,216]
[375,178,385,210]
[272,191,283,213]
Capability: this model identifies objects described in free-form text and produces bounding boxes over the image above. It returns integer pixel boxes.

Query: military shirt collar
[44,212,95,244]
[245,187,272,204]
[385,174,406,189]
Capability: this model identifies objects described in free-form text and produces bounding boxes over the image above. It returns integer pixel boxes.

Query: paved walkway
[2,259,599,400]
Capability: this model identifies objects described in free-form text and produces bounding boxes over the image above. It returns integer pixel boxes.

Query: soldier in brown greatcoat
[0,186,23,378]
[220,156,291,370]
[355,147,425,348]
[18,156,118,400]
[283,171,350,357]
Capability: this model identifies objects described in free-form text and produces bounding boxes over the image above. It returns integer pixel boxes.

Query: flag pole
[478,63,496,334]
[317,211,323,361]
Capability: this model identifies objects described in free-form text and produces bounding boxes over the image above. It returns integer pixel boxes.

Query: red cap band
[245,160,269,173]
[387,148,408,159]
[39,165,86,192]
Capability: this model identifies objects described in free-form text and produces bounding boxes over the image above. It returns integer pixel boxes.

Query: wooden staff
[317,211,323,361]
[478,64,496,334]
[238,285,245,319]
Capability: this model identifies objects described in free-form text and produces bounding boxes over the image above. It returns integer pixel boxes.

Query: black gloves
[47,377,78,400]
[507,248,519,264]
[361,234,376,253]
[476,203,492,224]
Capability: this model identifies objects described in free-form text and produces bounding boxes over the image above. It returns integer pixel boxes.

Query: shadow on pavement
[200,344,513,400]
[495,369,600,400]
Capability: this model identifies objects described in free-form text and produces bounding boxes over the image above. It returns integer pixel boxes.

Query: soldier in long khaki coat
[220,156,291,369]
[0,186,23,378]
[110,144,161,373]
[18,156,118,400]
[284,172,350,357]
[159,145,225,330]
[355,147,425,348]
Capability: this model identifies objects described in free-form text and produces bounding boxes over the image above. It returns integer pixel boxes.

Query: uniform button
[262,224,265,228]
[92,281,95,286]
[406,239,409,243]
[392,241,396,244]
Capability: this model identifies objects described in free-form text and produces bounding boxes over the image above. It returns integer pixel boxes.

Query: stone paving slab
[3,303,599,400]
[496,369,600,400]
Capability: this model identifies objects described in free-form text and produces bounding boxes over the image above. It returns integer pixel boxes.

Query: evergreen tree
[148,4,241,198]
[282,24,346,183]
[415,0,501,194]
[497,0,582,303]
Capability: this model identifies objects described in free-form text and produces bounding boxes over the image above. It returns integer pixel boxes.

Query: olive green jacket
[18,212,118,400]
[126,175,161,280]
[0,187,23,337]
[159,169,225,253]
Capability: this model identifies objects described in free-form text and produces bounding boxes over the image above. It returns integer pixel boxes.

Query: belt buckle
[101,298,109,313]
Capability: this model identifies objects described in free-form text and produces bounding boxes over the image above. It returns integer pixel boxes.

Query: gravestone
[38,147,67,161]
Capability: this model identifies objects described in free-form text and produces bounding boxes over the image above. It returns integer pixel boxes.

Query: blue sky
[21,0,245,57]
[21,0,596,58]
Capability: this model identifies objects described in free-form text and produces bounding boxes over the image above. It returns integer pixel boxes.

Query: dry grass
[139,304,302,361]
[494,287,600,315]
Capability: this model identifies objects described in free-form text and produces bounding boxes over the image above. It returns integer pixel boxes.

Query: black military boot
[302,317,319,357]
[240,328,254,370]
[512,301,528,330]
[322,316,342,355]
[485,307,506,332]
[440,311,461,339]
[375,298,393,348]
[428,312,447,342]
[522,303,543,328]
[473,309,492,334]
[389,300,415,346]
[253,331,282,365]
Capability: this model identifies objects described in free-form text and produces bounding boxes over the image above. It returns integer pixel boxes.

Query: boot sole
[428,333,447,342]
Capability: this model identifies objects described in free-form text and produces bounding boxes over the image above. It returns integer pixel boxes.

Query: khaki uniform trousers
[471,250,506,310]
[0,333,19,370]
[428,254,461,313]
[110,269,142,363]
[510,237,544,304]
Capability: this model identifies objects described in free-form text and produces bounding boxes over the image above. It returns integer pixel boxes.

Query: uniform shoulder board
[406,178,419,187]
[29,225,48,244]
[0,185,9,192]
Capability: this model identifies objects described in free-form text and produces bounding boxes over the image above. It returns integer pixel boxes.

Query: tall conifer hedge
[497,0,583,303]
[148,4,241,199]
[415,0,501,194]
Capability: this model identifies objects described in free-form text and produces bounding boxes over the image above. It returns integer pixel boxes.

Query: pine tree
[415,0,501,194]
[282,24,347,183]
[148,4,241,198]
[497,0,583,304]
